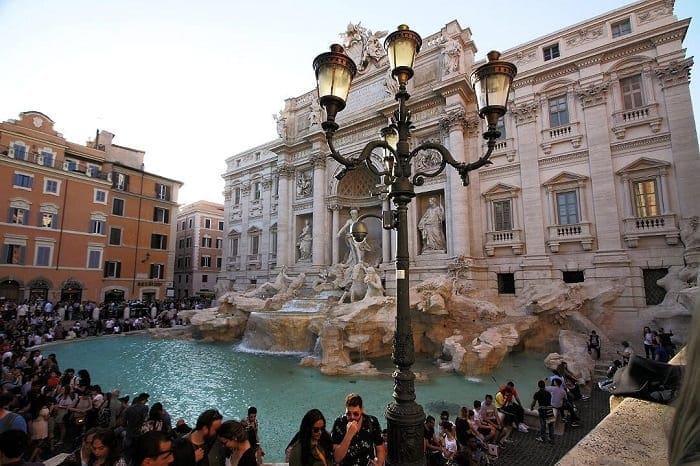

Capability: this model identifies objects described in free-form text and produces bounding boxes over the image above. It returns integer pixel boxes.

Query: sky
[0,0,698,205]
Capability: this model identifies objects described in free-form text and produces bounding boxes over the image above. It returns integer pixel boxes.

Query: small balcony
[482,137,516,162]
[540,122,583,155]
[484,229,524,256]
[622,214,679,247]
[546,222,594,253]
[227,256,240,271]
[612,103,662,139]
[247,253,262,270]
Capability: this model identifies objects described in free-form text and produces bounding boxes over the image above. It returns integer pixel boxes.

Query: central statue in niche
[418,197,447,253]
[336,209,372,266]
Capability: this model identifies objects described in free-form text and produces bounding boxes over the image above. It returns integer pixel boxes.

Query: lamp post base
[385,398,426,466]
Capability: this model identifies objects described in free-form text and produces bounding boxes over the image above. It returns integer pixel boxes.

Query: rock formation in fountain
[162,260,633,378]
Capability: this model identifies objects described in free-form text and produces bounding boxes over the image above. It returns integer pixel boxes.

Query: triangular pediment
[542,171,589,186]
[616,157,671,175]
[483,182,520,196]
[227,228,240,236]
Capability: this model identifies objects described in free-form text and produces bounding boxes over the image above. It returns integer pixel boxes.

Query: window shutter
[19,246,26,265]
[116,262,121,278]
[150,263,156,278]
[153,208,158,221]
[7,208,13,223]
[53,214,59,229]
[2,245,8,264]
[164,209,170,224]
[104,262,109,278]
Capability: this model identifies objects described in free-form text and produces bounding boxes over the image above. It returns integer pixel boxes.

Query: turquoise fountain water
[50,334,547,462]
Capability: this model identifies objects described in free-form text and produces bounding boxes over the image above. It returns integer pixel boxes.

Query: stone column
[660,168,671,215]
[441,107,470,257]
[331,205,340,264]
[311,154,327,266]
[276,162,294,266]
[577,82,623,251]
[240,182,252,268]
[656,59,699,218]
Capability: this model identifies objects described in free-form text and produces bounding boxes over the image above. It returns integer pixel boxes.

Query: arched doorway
[28,278,52,302]
[104,289,125,303]
[0,279,21,302]
[60,279,83,304]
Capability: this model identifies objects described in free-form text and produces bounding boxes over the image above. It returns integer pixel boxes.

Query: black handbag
[610,354,684,404]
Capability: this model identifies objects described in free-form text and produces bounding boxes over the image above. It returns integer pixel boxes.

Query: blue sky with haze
[0,0,697,204]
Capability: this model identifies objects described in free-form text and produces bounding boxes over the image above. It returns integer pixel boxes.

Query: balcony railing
[540,121,582,155]
[481,137,516,162]
[484,229,524,256]
[612,103,662,139]
[247,253,262,270]
[546,222,594,252]
[622,213,679,247]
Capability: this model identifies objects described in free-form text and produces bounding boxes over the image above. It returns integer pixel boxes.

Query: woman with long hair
[668,302,700,465]
[89,428,126,466]
[287,409,333,466]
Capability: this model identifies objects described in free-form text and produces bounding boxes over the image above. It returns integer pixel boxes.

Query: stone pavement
[493,385,610,466]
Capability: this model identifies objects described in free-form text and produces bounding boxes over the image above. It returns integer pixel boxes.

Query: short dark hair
[0,430,29,459]
[133,431,170,466]
[247,406,257,415]
[344,393,363,408]
[425,415,435,424]
[538,380,546,389]
[195,409,223,431]
[0,392,14,409]
[217,420,248,443]
[484,394,493,400]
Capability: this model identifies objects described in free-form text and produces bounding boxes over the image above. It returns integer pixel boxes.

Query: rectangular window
[621,75,643,110]
[253,182,262,200]
[94,189,107,204]
[186,237,192,248]
[200,256,211,267]
[181,221,186,230]
[153,207,170,223]
[201,237,212,248]
[493,200,512,231]
[40,152,54,167]
[151,234,168,250]
[35,245,51,267]
[185,256,191,267]
[556,191,579,225]
[218,221,224,231]
[104,260,122,278]
[40,212,57,229]
[155,183,170,201]
[188,218,193,228]
[109,227,122,245]
[44,179,59,194]
[3,244,25,264]
[611,18,631,38]
[87,250,102,269]
[643,268,668,305]
[497,273,516,294]
[205,218,212,229]
[13,173,33,189]
[178,238,185,249]
[231,237,239,256]
[495,117,506,140]
[216,238,222,249]
[216,256,222,268]
[202,274,208,283]
[149,263,164,279]
[112,198,125,216]
[633,180,659,217]
[89,219,106,234]
[63,159,78,171]
[548,95,569,127]
[563,271,585,283]
[10,208,28,225]
[234,188,241,205]
[271,231,277,256]
[251,235,260,254]
[543,43,560,61]
[113,173,129,191]
[12,144,27,160]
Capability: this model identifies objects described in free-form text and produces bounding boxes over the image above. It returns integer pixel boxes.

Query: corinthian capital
[310,153,327,169]
[577,82,609,108]
[511,101,538,125]
[277,162,295,178]
[439,107,466,131]
[655,58,693,89]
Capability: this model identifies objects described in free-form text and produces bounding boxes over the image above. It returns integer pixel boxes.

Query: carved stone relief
[577,82,610,108]
[296,169,313,198]
[655,58,693,89]
[565,26,604,48]
[511,101,538,125]
[340,22,387,74]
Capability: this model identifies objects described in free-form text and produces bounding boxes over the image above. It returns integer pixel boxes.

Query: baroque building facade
[221,0,699,324]
[174,200,225,300]
[0,111,182,304]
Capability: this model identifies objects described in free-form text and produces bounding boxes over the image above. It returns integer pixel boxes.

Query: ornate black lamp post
[313,25,516,466]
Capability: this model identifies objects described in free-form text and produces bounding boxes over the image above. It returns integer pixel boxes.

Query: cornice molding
[610,133,672,154]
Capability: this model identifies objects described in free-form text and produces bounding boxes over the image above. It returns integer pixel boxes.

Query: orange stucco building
[0,111,183,304]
